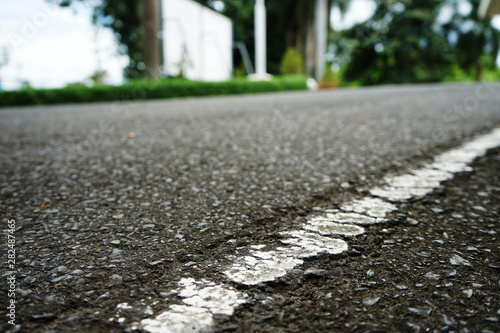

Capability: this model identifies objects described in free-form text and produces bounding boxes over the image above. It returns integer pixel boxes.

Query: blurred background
[0,0,499,91]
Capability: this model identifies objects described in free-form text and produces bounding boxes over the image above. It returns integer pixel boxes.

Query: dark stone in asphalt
[30,314,56,321]
[304,268,327,277]
[0,85,499,332]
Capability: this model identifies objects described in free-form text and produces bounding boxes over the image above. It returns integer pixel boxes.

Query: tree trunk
[142,0,161,80]
[475,63,482,82]
[315,0,328,81]
[293,0,305,51]
[305,17,316,78]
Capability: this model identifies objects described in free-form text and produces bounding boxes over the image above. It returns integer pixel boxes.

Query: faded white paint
[225,249,304,285]
[340,197,397,218]
[135,127,500,333]
[370,186,435,201]
[320,211,385,225]
[280,230,349,255]
[304,220,366,236]
[224,230,349,286]
[140,278,246,333]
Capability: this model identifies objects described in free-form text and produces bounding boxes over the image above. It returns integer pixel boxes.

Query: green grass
[0,76,308,107]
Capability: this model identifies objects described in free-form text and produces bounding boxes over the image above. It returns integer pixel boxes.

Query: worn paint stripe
[132,127,500,333]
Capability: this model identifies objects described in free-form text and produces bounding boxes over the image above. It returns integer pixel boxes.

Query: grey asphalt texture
[1,83,500,332]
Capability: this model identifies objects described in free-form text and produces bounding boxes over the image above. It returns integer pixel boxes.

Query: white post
[250,0,271,80]
[315,0,328,82]
[255,0,266,75]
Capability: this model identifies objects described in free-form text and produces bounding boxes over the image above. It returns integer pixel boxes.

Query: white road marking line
[370,186,435,202]
[383,174,442,188]
[320,211,387,225]
[225,248,304,285]
[409,169,453,183]
[304,220,366,236]
[140,278,247,333]
[132,127,500,333]
[370,128,500,202]
[340,197,397,218]
[279,230,350,256]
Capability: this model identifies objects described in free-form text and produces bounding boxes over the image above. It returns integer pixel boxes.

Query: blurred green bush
[280,48,305,75]
[0,76,308,107]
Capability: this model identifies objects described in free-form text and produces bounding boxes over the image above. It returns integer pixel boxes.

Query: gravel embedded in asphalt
[0,84,499,332]
[213,147,500,332]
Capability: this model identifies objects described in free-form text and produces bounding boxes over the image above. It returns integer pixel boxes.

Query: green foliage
[339,0,456,85]
[280,47,305,75]
[319,64,340,89]
[233,64,247,78]
[443,64,475,82]
[444,64,500,82]
[442,0,500,81]
[196,0,345,75]
[336,0,500,85]
[50,0,499,86]
[93,0,144,79]
[321,64,337,82]
[0,76,308,107]
[89,70,107,85]
[52,0,144,79]
[482,67,500,81]
[64,82,88,88]
[51,0,349,79]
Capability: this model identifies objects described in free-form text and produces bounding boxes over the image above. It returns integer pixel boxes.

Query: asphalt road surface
[1,83,500,333]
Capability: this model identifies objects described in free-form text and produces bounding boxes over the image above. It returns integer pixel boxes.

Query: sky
[0,0,127,90]
[331,0,377,30]
[0,0,499,91]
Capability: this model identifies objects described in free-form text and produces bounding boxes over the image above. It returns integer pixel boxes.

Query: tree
[52,0,146,79]
[442,0,500,81]
[339,0,455,85]
[0,47,10,90]
[196,0,350,77]
[280,47,304,74]
[141,0,161,79]
[52,0,347,79]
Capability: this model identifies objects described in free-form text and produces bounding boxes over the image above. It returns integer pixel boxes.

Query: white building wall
[162,0,233,81]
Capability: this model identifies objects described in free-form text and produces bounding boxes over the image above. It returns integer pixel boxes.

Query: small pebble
[472,206,487,212]
[424,272,440,281]
[444,269,457,277]
[440,314,457,327]
[362,297,380,306]
[31,314,56,321]
[110,274,123,285]
[408,307,432,317]
[98,291,110,300]
[304,268,327,277]
[110,249,123,257]
[56,266,68,273]
[450,254,472,267]
[406,323,421,332]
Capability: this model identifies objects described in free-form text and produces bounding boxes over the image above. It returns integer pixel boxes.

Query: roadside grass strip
[132,127,500,333]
